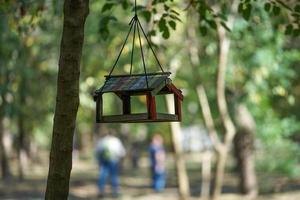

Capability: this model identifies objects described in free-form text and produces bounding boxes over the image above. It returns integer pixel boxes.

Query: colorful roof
[97,73,171,93]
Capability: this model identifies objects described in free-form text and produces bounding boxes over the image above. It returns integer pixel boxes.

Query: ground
[0,153,299,200]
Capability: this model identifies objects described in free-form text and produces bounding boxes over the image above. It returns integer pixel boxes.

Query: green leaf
[170,14,182,22]
[168,20,176,30]
[121,1,128,9]
[242,4,252,21]
[207,19,217,30]
[220,21,231,32]
[292,28,300,36]
[152,0,158,5]
[102,3,114,12]
[162,27,170,39]
[238,3,244,14]
[171,9,180,16]
[264,3,272,12]
[199,25,207,36]
[141,11,151,22]
[273,6,281,16]
[291,13,300,18]
[164,4,170,11]
[148,30,156,36]
[218,13,228,21]
[295,4,300,13]
[275,0,292,11]
[198,3,207,18]
[158,18,167,32]
[285,24,293,35]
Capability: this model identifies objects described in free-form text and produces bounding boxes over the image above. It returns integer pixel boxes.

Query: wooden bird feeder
[93,4,183,123]
[93,72,183,123]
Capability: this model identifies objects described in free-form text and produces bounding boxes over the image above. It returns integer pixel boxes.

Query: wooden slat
[105,72,171,78]
[99,74,170,93]
[98,113,178,123]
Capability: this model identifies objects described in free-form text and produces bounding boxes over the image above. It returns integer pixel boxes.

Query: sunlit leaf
[168,20,176,30]
[162,27,170,39]
[102,3,114,12]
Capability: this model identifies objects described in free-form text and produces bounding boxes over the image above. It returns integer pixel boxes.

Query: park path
[0,157,299,200]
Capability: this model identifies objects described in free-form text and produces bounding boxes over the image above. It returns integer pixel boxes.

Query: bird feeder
[93,3,183,123]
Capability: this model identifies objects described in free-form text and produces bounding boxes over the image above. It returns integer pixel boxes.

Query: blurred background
[0,0,300,199]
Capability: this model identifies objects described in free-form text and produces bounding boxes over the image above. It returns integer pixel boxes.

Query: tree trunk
[45,0,89,199]
[201,151,212,199]
[166,95,190,200]
[17,76,27,180]
[186,12,217,199]
[234,104,257,198]
[17,113,26,180]
[212,147,227,200]
[0,116,11,180]
[211,3,238,198]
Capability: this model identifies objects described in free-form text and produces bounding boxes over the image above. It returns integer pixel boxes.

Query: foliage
[0,0,299,182]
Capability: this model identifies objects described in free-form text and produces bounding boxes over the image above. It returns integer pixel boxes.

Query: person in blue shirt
[149,134,166,192]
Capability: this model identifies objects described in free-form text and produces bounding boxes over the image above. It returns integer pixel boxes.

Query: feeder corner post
[174,94,182,121]
[96,94,103,123]
[146,93,157,120]
[122,95,131,115]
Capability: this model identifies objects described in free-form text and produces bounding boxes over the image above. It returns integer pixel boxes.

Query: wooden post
[174,95,182,121]
[96,94,103,122]
[146,94,157,120]
[122,95,131,114]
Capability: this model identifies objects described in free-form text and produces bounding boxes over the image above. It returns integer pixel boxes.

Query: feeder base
[97,113,179,123]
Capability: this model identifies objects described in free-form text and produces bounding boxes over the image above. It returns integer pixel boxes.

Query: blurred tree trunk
[0,69,12,181]
[187,1,238,198]
[201,151,212,199]
[0,116,11,180]
[186,11,216,200]
[45,0,89,199]
[211,14,237,199]
[166,93,190,200]
[17,112,26,180]
[234,104,257,197]
[17,77,27,180]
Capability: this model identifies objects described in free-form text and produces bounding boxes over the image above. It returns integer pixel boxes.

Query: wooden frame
[95,88,182,123]
[94,73,183,123]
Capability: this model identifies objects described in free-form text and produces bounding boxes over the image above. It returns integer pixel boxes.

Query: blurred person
[149,134,166,192]
[95,130,126,198]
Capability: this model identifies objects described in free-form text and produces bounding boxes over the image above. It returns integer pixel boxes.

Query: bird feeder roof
[96,72,172,94]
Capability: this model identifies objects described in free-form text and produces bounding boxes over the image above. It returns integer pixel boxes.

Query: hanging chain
[130,16,137,75]
[137,19,149,88]
[136,19,164,73]
[108,0,165,81]
[108,16,136,77]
